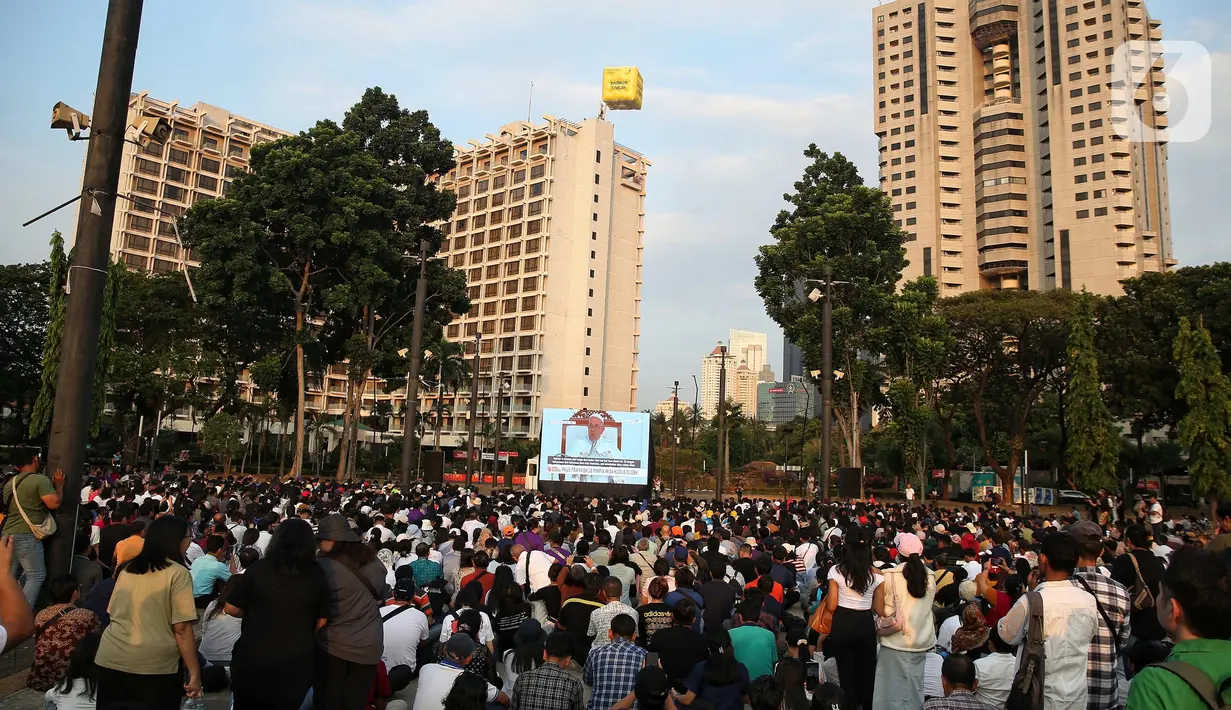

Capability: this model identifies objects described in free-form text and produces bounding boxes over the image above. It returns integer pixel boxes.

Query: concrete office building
[729,329,769,380]
[757,378,812,431]
[700,345,759,420]
[108,92,292,272]
[424,116,650,447]
[873,0,1172,295]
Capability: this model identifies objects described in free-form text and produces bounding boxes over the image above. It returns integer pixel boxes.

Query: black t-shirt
[701,550,729,576]
[650,625,710,685]
[229,557,330,666]
[638,602,674,647]
[731,558,757,587]
[493,607,529,655]
[98,524,129,571]
[557,596,603,663]
[530,585,562,619]
[698,580,738,631]
[1110,549,1167,641]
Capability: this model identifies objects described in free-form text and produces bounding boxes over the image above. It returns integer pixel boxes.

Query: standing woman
[227,519,327,710]
[822,526,881,710]
[315,513,390,710]
[871,533,936,710]
[95,515,200,709]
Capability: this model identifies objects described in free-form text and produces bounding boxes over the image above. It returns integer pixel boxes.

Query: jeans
[10,533,46,606]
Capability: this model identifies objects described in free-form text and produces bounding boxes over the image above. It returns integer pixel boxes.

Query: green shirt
[1126,638,1231,709]
[728,624,777,681]
[2,473,55,535]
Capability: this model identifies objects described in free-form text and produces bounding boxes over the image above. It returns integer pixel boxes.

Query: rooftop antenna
[527,81,534,123]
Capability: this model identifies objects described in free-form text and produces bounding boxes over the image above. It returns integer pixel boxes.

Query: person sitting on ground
[44,632,101,709]
[414,634,509,710]
[510,631,584,710]
[747,674,784,710]
[190,534,233,609]
[972,626,1016,709]
[26,574,101,692]
[584,613,647,710]
[923,653,992,710]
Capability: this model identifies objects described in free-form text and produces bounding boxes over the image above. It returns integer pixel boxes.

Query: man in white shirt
[369,516,396,544]
[974,627,1017,708]
[518,545,555,593]
[905,483,915,505]
[413,634,507,710]
[998,532,1098,710]
[381,579,431,675]
[461,511,484,545]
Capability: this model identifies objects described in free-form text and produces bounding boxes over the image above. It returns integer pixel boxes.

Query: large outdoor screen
[539,408,650,486]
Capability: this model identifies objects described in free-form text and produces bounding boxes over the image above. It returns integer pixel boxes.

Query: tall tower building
[426,117,649,447]
[700,345,758,419]
[872,0,1172,296]
[728,329,769,380]
[107,92,291,272]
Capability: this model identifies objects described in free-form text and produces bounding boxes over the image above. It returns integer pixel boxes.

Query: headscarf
[951,604,990,654]
[376,547,395,572]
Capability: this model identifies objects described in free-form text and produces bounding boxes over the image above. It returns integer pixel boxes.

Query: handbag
[875,572,905,636]
[1005,591,1046,710]
[1127,553,1155,611]
[809,599,834,635]
[9,474,56,541]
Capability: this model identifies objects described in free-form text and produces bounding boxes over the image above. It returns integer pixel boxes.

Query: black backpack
[1006,591,1045,710]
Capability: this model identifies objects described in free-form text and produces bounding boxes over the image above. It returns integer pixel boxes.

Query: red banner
[443,473,526,486]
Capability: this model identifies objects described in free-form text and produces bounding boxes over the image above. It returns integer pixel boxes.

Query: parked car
[1057,490,1094,507]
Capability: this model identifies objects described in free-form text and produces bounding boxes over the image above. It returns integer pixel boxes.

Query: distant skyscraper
[782,337,804,380]
[729,329,768,379]
[872,0,1172,294]
[700,345,727,420]
[757,363,775,384]
[756,378,811,431]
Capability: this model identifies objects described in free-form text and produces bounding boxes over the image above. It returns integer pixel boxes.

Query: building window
[592,231,597,240]
[583,387,589,396]
[595,150,601,163]
[584,367,590,375]
[592,213,598,221]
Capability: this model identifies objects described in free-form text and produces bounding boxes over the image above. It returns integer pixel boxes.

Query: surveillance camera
[131,116,172,147]
[51,102,90,138]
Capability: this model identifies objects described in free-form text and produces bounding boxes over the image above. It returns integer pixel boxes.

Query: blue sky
[2,0,1229,410]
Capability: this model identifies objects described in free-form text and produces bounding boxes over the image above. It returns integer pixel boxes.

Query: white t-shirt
[369,525,396,544]
[923,651,944,699]
[974,651,1017,708]
[437,609,495,648]
[518,550,555,592]
[796,542,820,572]
[828,566,882,610]
[1147,502,1164,525]
[380,604,430,673]
[937,613,961,652]
[962,561,984,581]
[45,679,96,710]
[462,519,484,542]
[0,624,8,654]
[227,523,248,544]
[198,603,242,664]
[255,530,273,555]
[414,662,500,710]
[905,487,915,501]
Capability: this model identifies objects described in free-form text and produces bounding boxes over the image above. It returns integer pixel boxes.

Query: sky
[2,0,1230,412]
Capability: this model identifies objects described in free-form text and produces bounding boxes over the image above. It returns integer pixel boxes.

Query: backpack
[1005,591,1045,710]
[1150,662,1231,710]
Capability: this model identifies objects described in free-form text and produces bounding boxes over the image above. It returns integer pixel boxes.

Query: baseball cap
[445,633,476,658]
[1066,520,1104,545]
[503,525,516,538]
[393,577,418,601]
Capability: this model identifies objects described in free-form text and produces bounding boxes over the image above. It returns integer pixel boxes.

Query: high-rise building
[782,337,804,380]
[872,0,1172,296]
[731,362,759,418]
[757,378,812,431]
[757,363,775,383]
[107,92,292,272]
[701,345,759,419]
[423,117,650,447]
[655,395,679,417]
[729,329,768,379]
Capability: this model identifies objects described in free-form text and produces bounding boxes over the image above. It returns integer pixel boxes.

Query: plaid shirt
[512,660,584,710]
[1072,566,1132,710]
[922,689,994,709]
[583,638,646,710]
[587,601,639,650]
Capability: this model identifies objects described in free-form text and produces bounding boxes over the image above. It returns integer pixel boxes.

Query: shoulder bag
[1127,552,1155,611]
[9,474,56,540]
[1005,591,1046,710]
[875,571,905,636]
[1073,575,1122,655]
[1150,661,1231,709]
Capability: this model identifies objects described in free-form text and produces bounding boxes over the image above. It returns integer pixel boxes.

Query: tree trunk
[346,378,364,479]
[290,260,311,477]
[336,379,355,481]
[277,420,287,476]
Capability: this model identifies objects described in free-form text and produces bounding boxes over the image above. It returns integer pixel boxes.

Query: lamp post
[465,331,482,487]
[399,239,430,489]
[716,342,729,502]
[806,266,849,500]
[492,374,509,486]
[671,381,680,497]
[691,375,700,449]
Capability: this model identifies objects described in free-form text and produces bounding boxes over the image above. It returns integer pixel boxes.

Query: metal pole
[671,381,680,497]
[44,0,144,577]
[716,345,727,501]
[820,265,834,501]
[466,332,482,486]
[800,386,809,490]
[148,407,162,474]
[433,361,443,451]
[691,375,699,450]
[399,239,430,489]
[493,375,505,487]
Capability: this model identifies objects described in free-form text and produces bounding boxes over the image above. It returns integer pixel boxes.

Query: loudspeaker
[421,451,445,484]
[837,467,862,500]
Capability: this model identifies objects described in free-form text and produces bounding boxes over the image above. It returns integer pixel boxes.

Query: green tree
[91,260,125,437]
[201,411,244,475]
[940,289,1078,501]
[0,262,50,442]
[29,231,68,439]
[1066,293,1119,492]
[1173,316,1231,510]
[755,147,907,495]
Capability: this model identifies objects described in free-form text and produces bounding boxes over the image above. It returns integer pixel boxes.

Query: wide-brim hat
[316,513,360,543]
[514,618,547,647]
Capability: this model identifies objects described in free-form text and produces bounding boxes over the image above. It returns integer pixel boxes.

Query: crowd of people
[1,444,1230,710]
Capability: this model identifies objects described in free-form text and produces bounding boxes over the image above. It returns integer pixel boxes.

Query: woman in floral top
[27,574,101,692]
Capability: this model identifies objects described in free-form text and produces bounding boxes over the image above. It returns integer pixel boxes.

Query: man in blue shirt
[584,614,646,710]
[190,535,232,607]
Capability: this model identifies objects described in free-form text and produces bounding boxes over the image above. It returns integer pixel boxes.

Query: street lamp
[716,341,729,502]
[806,266,849,500]
[465,331,482,487]
[492,375,510,486]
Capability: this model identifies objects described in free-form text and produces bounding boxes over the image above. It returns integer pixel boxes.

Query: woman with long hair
[776,657,811,710]
[501,618,546,688]
[227,517,329,710]
[314,513,391,710]
[444,672,490,710]
[198,575,242,666]
[490,567,530,656]
[45,633,101,709]
[675,629,750,710]
[95,515,201,709]
[607,545,638,607]
[870,533,936,710]
[451,548,476,601]
[822,526,881,710]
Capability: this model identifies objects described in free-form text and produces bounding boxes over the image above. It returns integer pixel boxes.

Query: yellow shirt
[97,563,197,675]
[114,536,144,566]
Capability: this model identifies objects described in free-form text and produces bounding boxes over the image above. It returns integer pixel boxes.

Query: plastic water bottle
[182,697,204,710]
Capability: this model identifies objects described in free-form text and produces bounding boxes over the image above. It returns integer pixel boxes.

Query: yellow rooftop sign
[602,67,643,110]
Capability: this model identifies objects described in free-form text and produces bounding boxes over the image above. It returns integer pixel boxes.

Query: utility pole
[432,360,444,451]
[716,343,728,502]
[799,384,810,491]
[465,331,482,486]
[691,375,700,450]
[671,381,680,496]
[820,266,834,500]
[44,0,145,577]
[399,239,429,489]
[493,375,506,487]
